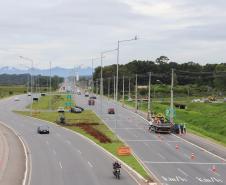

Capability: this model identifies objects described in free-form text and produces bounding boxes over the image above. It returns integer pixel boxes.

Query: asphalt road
[0,95,139,185]
[75,93,226,185]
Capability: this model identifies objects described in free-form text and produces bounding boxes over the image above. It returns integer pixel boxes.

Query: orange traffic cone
[191,153,195,160]
[211,165,217,172]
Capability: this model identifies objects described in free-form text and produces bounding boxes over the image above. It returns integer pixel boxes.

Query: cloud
[0,0,225,69]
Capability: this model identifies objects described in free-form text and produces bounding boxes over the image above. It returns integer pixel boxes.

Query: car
[108,108,115,114]
[88,99,95,105]
[27,92,31,96]
[89,96,97,99]
[77,92,81,95]
[85,92,89,97]
[33,97,39,101]
[14,97,20,101]
[57,107,65,113]
[74,106,84,111]
[41,93,46,96]
[71,107,82,113]
[37,126,50,134]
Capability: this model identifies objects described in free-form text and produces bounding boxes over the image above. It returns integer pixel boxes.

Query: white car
[14,97,20,101]
[27,92,31,96]
[57,107,65,113]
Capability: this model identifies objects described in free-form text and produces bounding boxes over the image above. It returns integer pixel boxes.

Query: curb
[0,121,31,185]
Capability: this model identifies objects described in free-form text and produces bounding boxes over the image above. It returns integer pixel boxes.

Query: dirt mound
[76,123,112,143]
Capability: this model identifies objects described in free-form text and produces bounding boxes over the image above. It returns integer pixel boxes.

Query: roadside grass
[124,99,226,146]
[0,85,27,98]
[31,95,68,110]
[17,109,150,179]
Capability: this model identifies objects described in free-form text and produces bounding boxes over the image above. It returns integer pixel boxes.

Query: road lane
[0,95,139,185]
[75,93,226,185]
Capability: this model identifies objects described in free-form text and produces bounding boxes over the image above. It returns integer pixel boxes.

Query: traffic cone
[211,165,217,172]
[191,153,195,160]
[176,144,179,150]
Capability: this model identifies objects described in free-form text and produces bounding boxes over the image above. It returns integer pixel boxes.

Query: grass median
[18,96,151,180]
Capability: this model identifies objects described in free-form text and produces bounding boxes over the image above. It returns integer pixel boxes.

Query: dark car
[74,106,84,111]
[108,108,115,114]
[89,96,97,99]
[37,126,50,134]
[88,99,95,105]
[71,107,82,113]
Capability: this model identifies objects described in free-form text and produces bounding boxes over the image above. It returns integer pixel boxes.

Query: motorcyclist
[113,161,121,170]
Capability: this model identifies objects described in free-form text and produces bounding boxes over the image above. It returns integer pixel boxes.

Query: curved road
[75,93,226,185]
[0,95,139,185]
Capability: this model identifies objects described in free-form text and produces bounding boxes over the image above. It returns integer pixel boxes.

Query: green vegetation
[0,85,27,98]
[31,95,68,110]
[124,99,226,146]
[18,95,150,179]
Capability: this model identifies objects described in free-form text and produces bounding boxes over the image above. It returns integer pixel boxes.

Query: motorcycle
[113,168,120,179]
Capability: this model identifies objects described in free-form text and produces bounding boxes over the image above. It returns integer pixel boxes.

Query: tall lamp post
[116,36,138,103]
[19,56,34,116]
[100,49,117,114]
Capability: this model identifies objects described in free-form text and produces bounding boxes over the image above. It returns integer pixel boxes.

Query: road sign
[165,107,176,119]
[67,94,72,100]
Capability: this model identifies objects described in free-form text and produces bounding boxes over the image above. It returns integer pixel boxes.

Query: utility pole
[128,78,131,99]
[122,75,125,107]
[170,69,174,124]
[49,61,52,110]
[113,76,116,101]
[92,58,94,95]
[96,80,98,95]
[135,74,138,112]
[147,72,151,120]
[108,77,110,101]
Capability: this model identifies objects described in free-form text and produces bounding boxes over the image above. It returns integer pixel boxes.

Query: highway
[0,95,139,185]
[75,93,226,185]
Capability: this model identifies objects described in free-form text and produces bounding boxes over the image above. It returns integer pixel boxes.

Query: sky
[0,0,226,69]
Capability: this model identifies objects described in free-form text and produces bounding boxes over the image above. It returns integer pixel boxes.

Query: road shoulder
[0,122,26,185]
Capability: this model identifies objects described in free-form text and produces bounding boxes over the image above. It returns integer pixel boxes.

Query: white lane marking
[59,161,63,169]
[158,153,166,160]
[53,149,56,155]
[166,142,171,147]
[77,149,82,155]
[87,161,93,168]
[143,161,226,165]
[177,168,189,177]
[144,142,149,146]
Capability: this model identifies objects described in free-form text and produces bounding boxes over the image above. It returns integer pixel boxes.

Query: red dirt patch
[67,123,112,143]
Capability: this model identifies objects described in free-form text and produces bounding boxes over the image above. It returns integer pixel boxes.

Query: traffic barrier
[117,146,132,156]
[191,153,195,160]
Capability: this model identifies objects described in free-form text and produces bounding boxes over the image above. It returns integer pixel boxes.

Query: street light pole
[19,56,33,116]
[135,74,138,112]
[122,75,125,107]
[147,72,151,120]
[100,49,117,114]
[170,69,174,124]
[116,36,137,103]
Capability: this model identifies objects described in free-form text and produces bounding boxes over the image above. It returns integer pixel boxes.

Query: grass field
[31,95,69,110]
[18,96,150,180]
[0,85,27,98]
[124,99,226,146]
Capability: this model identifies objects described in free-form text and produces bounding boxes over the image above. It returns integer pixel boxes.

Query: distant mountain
[0,66,92,77]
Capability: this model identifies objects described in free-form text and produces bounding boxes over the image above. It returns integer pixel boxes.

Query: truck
[148,115,172,133]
